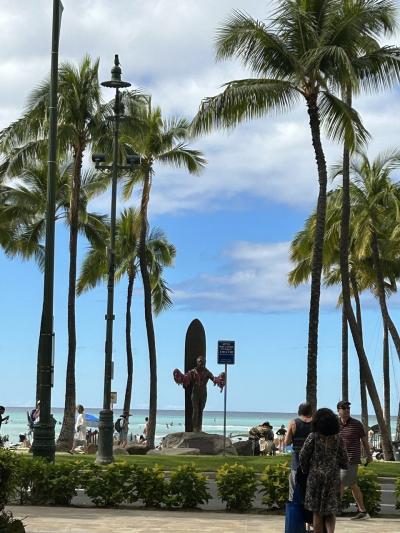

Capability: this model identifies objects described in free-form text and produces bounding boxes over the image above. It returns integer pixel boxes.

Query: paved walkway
[8,506,400,532]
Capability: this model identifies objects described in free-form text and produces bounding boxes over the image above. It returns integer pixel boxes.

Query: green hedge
[341,467,381,515]
[0,450,384,514]
[395,477,400,509]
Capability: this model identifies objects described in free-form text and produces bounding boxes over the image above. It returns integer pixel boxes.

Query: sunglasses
[340,406,350,410]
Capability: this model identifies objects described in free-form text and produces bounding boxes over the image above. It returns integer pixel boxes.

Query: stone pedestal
[160,431,237,456]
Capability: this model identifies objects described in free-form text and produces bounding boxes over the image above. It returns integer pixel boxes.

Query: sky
[1,0,400,416]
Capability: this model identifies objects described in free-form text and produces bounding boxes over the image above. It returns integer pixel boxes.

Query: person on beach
[337,400,372,520]
[69,404,87,453]
[30,401,40,424]
[118,414,129,447]
[276,424,287,452]
[143,416,149,439]
[299,408,348,533]
[249,421,275,455]
[285,401,313,500]
[0,406,9,430]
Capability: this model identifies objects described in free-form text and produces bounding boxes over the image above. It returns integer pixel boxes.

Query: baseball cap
[337,400,351,410]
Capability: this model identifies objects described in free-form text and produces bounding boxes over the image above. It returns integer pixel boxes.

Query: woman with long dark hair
[299,408,348,533]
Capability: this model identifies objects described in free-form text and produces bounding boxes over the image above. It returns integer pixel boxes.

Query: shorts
[340,463,358,486]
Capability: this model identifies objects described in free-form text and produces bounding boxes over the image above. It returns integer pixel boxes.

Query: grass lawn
[55,452,400,477]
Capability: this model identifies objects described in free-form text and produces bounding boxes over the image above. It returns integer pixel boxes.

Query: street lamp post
[32,0,63,462]
[94,55,140,464]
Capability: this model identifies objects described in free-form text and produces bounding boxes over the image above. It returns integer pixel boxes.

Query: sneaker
[351,512,370,520]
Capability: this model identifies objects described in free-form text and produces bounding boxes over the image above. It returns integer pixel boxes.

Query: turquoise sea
[0,407,397,446]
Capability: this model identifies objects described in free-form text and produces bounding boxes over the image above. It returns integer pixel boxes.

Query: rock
[147,447,201,456]
[125,444,150,455]
[162,432,237,456]
[113,446,129,455]
[233,439,254,456]
[86,443,98,455]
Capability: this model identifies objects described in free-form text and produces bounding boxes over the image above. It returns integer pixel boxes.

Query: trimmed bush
[13,457,51,505]
[47,462,81,505]
[166,463,210,509]
[395,477,400,509]
[136,465,167,507]
[259,462,290,509]
[341,467,381,515]
[216,463,257,512]
[81,463,127,507]
[0,449,19,509]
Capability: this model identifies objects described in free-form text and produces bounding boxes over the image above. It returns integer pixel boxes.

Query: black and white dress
[299,432,348,515]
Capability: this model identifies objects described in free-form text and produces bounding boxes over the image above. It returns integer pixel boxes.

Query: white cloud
[1,0,400,215]
[173,240,341,312]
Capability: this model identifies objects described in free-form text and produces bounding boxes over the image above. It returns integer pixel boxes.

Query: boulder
[162,431,237,456]
[233,439,254,456]
[147,447,201,456]
[86,443,98,455]
[113,446,129,455]
[125,444,150,455]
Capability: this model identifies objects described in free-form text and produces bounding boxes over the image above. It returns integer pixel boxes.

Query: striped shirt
[339,416,365,464]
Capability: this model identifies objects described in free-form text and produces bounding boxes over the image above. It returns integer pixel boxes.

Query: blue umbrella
[85,413,99,427]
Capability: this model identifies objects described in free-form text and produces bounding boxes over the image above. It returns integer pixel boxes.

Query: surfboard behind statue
[184,319,206,432]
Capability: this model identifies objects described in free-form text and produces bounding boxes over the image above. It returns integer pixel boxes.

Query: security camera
[92,153,106,163]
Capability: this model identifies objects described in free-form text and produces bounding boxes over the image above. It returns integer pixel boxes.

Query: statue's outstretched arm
[213,372,226,391]
[173,368,191,388]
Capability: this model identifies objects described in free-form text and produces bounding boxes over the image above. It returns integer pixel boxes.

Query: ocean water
[0,407,397,446]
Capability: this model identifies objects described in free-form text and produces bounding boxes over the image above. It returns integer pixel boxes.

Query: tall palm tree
[120,105,205,447]
[191,0,371,409]
[77,207,176,435]
[0,158,108,402]
[290,178,399,458]
[0,56,112,449]
[331,0,400,459]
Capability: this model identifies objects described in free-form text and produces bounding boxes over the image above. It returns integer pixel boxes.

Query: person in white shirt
[69,404,87,453]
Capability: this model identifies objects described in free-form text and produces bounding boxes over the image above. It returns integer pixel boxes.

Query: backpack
[115,417,122,432]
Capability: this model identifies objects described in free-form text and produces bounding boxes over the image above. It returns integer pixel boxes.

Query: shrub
[81,463,127,507]
[46,462,81,505]
[0,449,19,510]
[259,462,290,509]
[395,477,400,509]
[136,465,167,507]
[0,511,25,532]
[341,467,381,515]
[13,457,51,505]
[216,463,257,512]
[166,463,210,509]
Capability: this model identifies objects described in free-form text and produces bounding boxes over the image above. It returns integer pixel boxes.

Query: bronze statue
[173,356,225,432]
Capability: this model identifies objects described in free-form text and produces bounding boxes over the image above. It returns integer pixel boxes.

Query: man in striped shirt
[338,400,373,520]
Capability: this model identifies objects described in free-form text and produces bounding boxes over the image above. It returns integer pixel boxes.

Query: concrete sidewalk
[8,506,400,532]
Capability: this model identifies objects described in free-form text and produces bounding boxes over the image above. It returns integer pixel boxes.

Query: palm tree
[290,178,399,459]
[191,0,372,409]
[77,207,176,436]
[0,158,108,402]
[120,104,205,447]
[331,0,400,458]
[0,56,113,449]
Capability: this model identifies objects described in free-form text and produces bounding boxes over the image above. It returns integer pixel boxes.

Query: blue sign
[218,340,235,364]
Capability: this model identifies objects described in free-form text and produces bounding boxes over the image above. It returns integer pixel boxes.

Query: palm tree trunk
[123,271,135,428]
[305,93,329,410]
[342,306,348,402]
[340,99,393,459]
[383,322,391,436]
[139,171,157,449]
[350,273,369,432]
[57,148,83,450]
[371,231,400,362]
